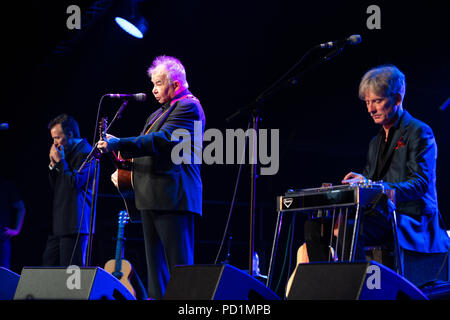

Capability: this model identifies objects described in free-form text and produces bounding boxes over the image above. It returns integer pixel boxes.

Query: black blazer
[363,110,449,253]
[49,139,94,236]
[118,90,205,215]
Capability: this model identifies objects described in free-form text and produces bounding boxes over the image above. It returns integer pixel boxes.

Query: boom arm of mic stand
[288,46,346,85]
[106,100,128,132]
[225,42,350,276]
[226,46,321,123]
[322,45,344,62]
[226,44,344,123]
[225,103,259,123]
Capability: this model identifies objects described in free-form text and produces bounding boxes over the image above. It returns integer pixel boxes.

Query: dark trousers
[304,212,393,262]
[140,210,194,300]
[42,234,88,267]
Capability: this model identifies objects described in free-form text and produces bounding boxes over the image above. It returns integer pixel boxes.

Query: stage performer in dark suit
[98,56,205,299]
[304,65,450,270]
[43,114,94,267]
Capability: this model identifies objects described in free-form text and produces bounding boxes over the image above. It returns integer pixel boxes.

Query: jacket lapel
[142,90,194,135]
[375,111,410,177]
[382,127,406,166]
[369,133,383,179]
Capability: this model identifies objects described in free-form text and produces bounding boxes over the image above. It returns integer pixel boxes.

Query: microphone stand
[249,111,258,276]
[80,100,128,267]
[85,156,99,267]
[225,43,349,280]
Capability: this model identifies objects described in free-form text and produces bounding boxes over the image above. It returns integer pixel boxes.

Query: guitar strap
[127,94,199,190]
[144,94,198,135]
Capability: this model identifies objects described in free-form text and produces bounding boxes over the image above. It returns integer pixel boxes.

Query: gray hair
[147,55,189,88]
[358,65,406,101]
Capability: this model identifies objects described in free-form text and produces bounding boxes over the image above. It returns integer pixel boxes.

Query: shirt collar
[161,88,191,110]
[66,138,84,156]
[378,108,404,136]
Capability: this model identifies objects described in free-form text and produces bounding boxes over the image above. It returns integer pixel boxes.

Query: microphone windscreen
[348,34,362,45]
[135,93,147,101]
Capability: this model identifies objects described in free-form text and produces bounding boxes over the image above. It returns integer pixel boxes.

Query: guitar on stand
[104,210,136,297]
[99,118,147,299]
[274,182,397,297]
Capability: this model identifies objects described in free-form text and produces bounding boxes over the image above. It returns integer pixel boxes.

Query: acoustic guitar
[285,218,340,297]
[104,210,136,297]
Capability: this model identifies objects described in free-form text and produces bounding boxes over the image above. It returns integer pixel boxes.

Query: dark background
[1,0,448,296]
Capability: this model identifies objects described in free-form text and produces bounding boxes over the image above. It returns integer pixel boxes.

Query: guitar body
[285,218,341,297]
[115,152,134,192]
[286,243,309,296]
[112,152,139,220]
[104,258,135,297]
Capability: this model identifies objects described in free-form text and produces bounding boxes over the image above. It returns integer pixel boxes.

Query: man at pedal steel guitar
[303,65,450,267]
[97,56,205,299]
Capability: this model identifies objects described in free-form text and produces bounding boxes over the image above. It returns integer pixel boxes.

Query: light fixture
[115,0,149,39]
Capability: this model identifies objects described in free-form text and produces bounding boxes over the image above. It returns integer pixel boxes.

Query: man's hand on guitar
[342,172,367,185]
[97,133,120,153]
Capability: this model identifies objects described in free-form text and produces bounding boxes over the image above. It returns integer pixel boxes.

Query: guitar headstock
[118,210,130,226]
[99,117,108,140]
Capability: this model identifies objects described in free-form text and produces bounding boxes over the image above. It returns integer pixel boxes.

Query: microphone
[0,123,8,131]
[106,93,147,101]
[319,34,362,49]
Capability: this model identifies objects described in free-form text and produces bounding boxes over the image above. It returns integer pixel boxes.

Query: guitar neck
[114,223,125,274]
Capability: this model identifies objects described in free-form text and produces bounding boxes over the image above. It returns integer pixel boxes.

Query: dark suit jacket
[49,139,94,236]
[118,89,205,215]
[363,110,449,253]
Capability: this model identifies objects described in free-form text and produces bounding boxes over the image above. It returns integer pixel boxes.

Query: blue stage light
[114,0,149,39]
[115,17,147,39]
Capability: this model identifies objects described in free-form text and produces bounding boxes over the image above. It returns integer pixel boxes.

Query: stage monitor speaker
[287,261,428,300]
[421,281,450,300]
[0,267,20,300]
[13,267,136,300]
[163,264,280,300]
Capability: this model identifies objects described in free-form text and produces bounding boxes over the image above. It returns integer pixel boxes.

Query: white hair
[147,55,189,88]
